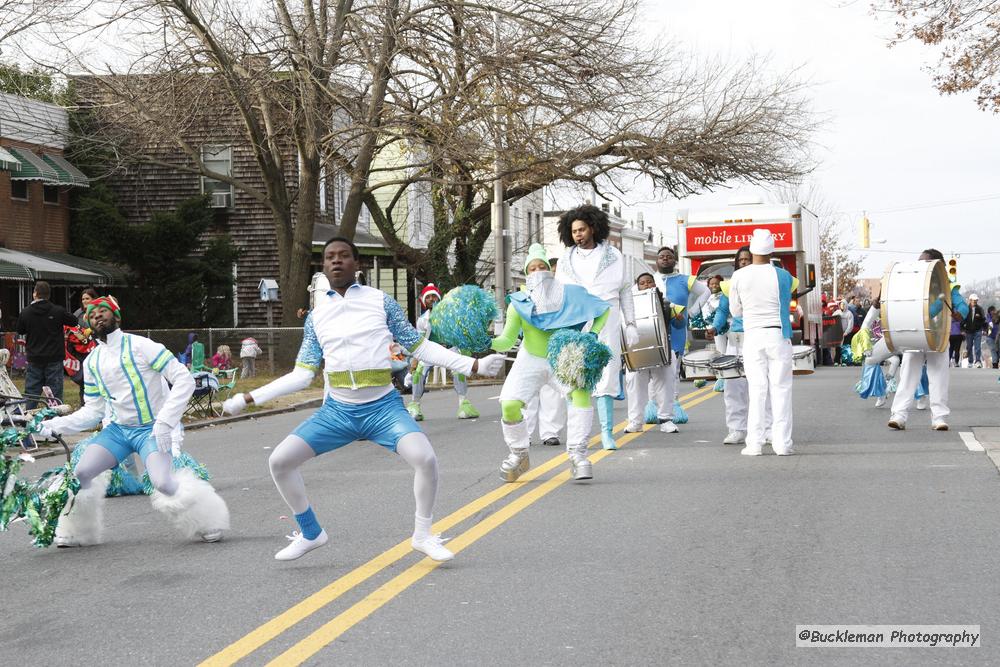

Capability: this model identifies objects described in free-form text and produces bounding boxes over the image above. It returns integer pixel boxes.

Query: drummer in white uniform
[555,204,639,451]
[728,230,798,456]
[624,273,682,434]
[888,248,969,431]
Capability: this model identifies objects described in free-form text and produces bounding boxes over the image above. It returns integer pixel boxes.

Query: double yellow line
[202,385,719,667]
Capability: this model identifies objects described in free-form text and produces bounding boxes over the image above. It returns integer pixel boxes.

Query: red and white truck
[675,201,823,346]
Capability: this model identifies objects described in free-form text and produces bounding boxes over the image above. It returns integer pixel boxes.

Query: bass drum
[880,260,951,353]
[623,288,672,371]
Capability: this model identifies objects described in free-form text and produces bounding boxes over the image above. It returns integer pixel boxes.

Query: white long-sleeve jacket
[45,329,195,435]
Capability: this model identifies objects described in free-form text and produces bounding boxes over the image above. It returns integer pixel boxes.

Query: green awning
[0,147,20,172]
[28,251,126,285]
[5,146,58,182]
[0,248,103,283]
[42,153,89,188]
[0,259,34,282]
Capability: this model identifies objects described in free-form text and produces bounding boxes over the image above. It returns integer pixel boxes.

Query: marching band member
[651,246,711,420]
[728,230,799,456]
[492,244,610,481]
[37,296,230,546]
[223,238,506,561]
[888,249,968,431]
[555,205,638,451]
[407,283,481,421]
[624,273,680,434]
[706,246,772,445]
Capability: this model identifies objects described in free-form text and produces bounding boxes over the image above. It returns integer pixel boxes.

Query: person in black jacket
[15,281,77,407]
[963,293,986,368]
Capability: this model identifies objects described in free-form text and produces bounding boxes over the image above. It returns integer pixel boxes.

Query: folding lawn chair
[185,371,220,419]
[212,368,239,416]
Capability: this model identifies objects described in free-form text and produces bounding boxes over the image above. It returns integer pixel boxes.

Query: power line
[867,193,1000,215]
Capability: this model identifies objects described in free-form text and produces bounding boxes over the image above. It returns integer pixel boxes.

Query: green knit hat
[523,243,551,275]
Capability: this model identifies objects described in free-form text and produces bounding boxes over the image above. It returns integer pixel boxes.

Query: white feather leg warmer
[150,469,230,541]
[55,471,111,547]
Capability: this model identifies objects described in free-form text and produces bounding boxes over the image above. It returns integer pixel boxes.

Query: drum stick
[936,293,956,314]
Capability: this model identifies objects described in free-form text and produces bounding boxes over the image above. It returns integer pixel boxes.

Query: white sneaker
[723,431,746,445]
[740,446,763,456]
[916,396,929,410]
[275,530,329,561]
[773,445,794,456]
[874,396,886,408]
[200,531,223,543]
[931,420,949,431]
[888,416,905,430]
[659,420,679,434]
[411,534,454,562]
[624,421,644,433]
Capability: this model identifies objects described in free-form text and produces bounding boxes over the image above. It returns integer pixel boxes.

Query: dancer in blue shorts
[224,237,506,562]
[38,296,230,546]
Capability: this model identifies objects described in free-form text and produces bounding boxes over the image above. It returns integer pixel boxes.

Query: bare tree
[0,1,94,48]
[357,0,818,288]
[874,1,1000,112]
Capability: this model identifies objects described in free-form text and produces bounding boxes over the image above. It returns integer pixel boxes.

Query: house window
[201,145,233,208]
[319,166,327,213]
[43,184,59,204]
[10,180,28,200]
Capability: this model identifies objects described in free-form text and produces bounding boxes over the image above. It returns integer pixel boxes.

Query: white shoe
[773,445,794,456]
[411,534,454,562]
[888,416,905,430]
[275,530,329,561]
[659,420,679,434]
[916,396,929,410]
[624,421,644,433]
[723,431,746,445]
[931,420,949,431]
[200,531,223,543]
[874,396,886,408]
[740,446,763,456]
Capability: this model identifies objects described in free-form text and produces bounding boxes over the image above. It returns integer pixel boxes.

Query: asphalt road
[2,366,1000,666]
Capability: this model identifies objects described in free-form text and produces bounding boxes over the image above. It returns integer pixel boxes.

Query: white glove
[222,393,247,415]
[35,421,57,439]
[475,353,507,377]
[153,422,173,454]
[403,372,413,388]
[624,324,640,348]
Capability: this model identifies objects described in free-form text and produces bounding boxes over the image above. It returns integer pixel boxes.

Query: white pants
[523,381,567,440]
[722,333,772,433]
[594,306,623,398]
[743,329,793,451]
[625,358,674,425]
[891,350,948,421]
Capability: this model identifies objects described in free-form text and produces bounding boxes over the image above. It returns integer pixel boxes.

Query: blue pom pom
[644,400,659,424]
[672,400,689,424]
[428,285,498,352]
[546,330,612,392]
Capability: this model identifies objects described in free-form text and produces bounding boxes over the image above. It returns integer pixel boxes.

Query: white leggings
[268,432,439,519]
[74,444,178,495]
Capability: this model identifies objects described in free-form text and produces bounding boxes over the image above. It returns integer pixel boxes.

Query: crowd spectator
[239,337,262,378]
[987,306,1000,369]
[211,344,233,371]
[963,294,986,368]
[73,287,99,330]
[15,280,77,407]
[949,313,964,367]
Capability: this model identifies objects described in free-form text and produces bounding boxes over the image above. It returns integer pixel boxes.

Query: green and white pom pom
[429,285,498,352]
[546,330,612,392]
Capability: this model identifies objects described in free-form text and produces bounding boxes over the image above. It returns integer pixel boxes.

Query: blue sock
[294,507,322,540]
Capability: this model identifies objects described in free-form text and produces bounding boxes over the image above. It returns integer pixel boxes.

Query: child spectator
[239,337,262,378]
[211,344,233,371]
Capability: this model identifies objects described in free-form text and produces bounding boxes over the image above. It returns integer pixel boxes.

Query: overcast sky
[568,0,1000,285]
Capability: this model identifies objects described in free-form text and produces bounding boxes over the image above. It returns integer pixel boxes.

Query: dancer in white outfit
[728,230,799,456]
[624,273,679,434]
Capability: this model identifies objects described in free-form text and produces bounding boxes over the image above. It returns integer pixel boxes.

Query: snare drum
[623,288,671,371]
[880,259,951,353]
[710,354,744,379]
[681,349,720,380]
[791,345,815,375]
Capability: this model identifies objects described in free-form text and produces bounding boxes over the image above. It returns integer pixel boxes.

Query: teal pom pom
[644,400,659,424]
[673,400,689,424]
[429,285,498,352]
[713,378,725,392]
[142,451,211,494]
[546,330,612,392]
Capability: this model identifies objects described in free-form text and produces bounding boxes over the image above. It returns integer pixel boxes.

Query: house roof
[312,223,391,256]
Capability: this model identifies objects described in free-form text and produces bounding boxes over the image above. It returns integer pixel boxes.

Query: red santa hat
[420,283,442,306]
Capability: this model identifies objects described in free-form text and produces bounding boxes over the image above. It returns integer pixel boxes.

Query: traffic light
[859,216,870,248]
[947,257,958,282]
